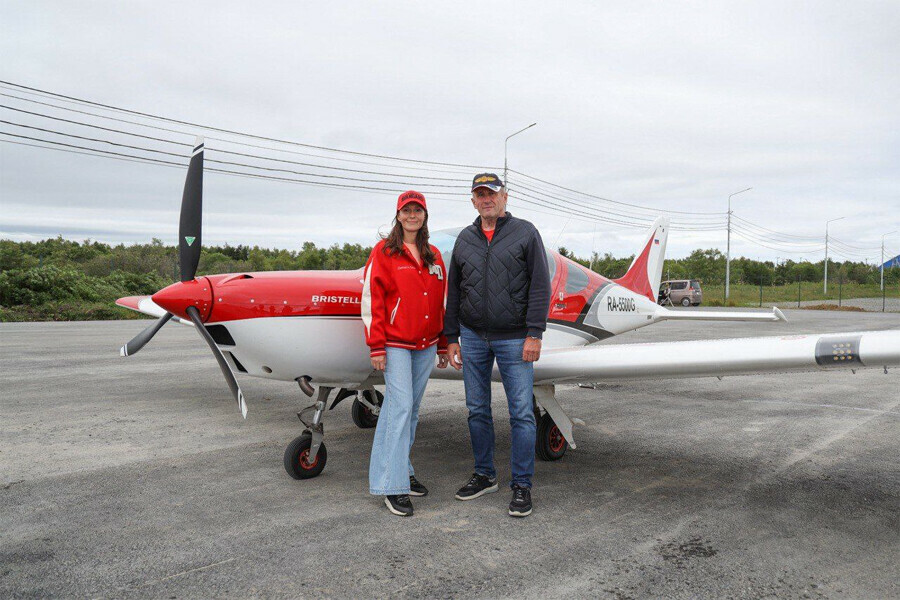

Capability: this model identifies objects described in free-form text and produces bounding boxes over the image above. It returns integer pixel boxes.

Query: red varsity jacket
[361,240,449,358]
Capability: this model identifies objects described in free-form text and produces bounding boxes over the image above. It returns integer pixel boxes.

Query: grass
[802,304,866,312]
[701,282,899,308]
[0,302,147,322]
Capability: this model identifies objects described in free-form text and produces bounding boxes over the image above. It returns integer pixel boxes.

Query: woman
[361,190,449,516]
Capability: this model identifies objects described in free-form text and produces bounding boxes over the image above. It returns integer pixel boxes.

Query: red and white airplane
[117,140,900,480]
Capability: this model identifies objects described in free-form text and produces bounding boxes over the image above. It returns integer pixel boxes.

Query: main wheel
[536,412,568,461]
[352,389,383,429]
[284,432,327,479]
[681,297,691,307]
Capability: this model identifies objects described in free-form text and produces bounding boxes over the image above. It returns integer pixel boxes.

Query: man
[444,172,551,518]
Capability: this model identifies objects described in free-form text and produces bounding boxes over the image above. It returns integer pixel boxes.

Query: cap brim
[472,184,503,192]
[397,199,426,210]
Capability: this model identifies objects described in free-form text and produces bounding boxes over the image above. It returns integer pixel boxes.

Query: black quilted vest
[454,213,535,335]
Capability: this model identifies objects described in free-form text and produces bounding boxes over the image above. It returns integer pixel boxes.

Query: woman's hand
[371,355,386,370]
[437,353,449,369]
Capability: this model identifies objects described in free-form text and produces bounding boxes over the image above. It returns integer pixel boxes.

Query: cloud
[1,1,898,262]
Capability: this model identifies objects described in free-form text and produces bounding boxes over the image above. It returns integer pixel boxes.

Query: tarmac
[1,309,899,599]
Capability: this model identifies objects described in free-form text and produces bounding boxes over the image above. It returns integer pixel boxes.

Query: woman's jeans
[460,325,536,489]
[369,344,437,495]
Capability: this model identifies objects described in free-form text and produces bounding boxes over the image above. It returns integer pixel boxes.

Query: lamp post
[725,187,752,299]
[503,122,537,188]
[882,230,898,291]
[824,216,845,294]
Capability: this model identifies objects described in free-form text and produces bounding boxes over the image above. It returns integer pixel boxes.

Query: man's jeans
[460,325,536,488]
[369,345,437,495]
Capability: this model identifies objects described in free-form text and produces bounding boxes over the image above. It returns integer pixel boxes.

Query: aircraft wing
[531,329,900,385]
[116,296,192,325]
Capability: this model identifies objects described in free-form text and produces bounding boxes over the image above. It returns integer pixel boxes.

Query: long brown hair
[382,210,435,267]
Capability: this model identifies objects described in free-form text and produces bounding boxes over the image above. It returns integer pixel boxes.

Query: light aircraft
[117,139,900,480]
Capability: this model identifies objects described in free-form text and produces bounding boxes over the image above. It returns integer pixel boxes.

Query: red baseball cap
[397,190,427,211]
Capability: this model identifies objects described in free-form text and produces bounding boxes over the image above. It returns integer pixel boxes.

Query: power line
[0,104,478,182]
[0,90,482,175]
[508,168,726,216]
[0,80,495,169]
[506,175,726,227]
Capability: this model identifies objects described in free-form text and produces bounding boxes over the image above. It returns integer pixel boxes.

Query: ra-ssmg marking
[607,296,636,312]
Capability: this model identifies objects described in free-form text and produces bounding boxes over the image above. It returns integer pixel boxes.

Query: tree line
[1,237,896,321]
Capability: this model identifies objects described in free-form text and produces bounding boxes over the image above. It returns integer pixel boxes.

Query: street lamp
[882,230,898,291]
[725,187,752,299]
[824,216,845,293]
[503,122,537,188]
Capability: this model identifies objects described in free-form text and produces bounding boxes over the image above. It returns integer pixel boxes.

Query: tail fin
[613,216,669,302]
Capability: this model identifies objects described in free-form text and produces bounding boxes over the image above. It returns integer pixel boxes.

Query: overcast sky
[1,1,898,264]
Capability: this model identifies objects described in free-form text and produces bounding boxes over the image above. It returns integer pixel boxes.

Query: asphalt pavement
[1,310,899,598]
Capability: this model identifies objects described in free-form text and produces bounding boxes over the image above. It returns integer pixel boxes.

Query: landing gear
[284,378,333,480]
[533,385,577,462]
[352,389,383,429]
[536,412,568,461]
[284,432,327,479]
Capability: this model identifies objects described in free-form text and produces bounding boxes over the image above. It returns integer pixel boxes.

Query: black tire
[536,412,568,461]
[681,297,691,307]
[283,432,327,479]
[352,389,383,428]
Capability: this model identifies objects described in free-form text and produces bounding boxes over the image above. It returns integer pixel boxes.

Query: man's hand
[437,353,450,369]
[447,343,463,370]
[371,355,386,371]
[522,337,542,362]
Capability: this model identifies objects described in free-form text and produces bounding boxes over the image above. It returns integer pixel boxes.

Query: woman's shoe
[409,476,429,497]
[384,494,414,516]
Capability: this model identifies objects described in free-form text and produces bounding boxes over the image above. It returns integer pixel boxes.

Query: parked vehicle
[658,279,703,306]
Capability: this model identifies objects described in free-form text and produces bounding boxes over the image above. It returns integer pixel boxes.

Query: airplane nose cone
[152,277,213,321]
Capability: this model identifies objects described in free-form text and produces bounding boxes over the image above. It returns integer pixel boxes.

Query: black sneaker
[384,494,413,517]
[508,485,532,517]
[454,473,499,501]
[409,476,428,497]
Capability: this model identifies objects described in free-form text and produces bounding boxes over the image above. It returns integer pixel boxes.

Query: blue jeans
[460,325,536,488]
[369,344,437,495]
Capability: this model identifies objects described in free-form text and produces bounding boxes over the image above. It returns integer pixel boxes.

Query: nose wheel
[284,381,333,480]
[284,432,327,479]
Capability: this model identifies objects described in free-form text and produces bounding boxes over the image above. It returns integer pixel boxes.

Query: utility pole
[503,123,537,188]
[882,230,898,291]
[824,216,845,294]
[725,187,752,299]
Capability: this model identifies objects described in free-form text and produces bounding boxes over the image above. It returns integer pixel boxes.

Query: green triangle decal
[184,236,196,246]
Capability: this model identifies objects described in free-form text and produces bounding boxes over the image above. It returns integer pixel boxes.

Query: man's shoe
[455,473,499,500]
[384,494,414,517]
[409,476,429,497]
[508,485,532,517]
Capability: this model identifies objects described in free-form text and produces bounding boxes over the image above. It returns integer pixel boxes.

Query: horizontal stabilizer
[655,306,787,323]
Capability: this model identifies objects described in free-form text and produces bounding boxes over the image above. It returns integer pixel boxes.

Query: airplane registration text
[607,296,636,312]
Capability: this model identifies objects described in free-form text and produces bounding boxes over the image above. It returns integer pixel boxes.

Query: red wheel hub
[548,425,566,453]
[299,449,319,469]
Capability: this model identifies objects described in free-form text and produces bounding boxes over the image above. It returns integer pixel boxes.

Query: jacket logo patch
[428,264,443,280]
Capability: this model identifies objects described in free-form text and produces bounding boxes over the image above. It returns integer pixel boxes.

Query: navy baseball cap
[471,173,504,192]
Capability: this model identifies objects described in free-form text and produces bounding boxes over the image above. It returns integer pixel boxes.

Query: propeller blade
[185,306,248,419]
[178,137,204,282]
[120,313,173,356]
